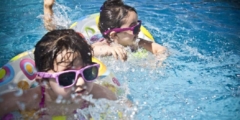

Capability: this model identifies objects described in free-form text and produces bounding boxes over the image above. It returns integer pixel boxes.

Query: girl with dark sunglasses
[43,0,167,62]
[0,29,117,119]
[92,0,167,61]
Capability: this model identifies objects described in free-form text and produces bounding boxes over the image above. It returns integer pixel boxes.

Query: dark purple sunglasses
[104,20,141,35]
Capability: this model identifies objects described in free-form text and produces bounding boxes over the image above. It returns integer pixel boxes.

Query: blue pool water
[0,0,240,119]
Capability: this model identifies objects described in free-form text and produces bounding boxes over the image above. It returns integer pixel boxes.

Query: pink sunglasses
[37,63,100,88]
[104,20,141,35]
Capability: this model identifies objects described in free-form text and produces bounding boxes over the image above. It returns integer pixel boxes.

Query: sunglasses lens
[133,24,140,35]
[58,72,76,87]
[83,66,99,81]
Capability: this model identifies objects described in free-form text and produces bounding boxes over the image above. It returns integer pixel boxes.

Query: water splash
[74,95,138,120]
[16,101,25,110]
[14,89,23,97]
[37,2,72,30]
[55,95,63,104]
[52,3,72,29]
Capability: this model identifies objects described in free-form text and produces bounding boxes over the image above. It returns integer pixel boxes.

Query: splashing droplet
[61,99,66,104]
[8,85,14,90]
[14,89,23,96]
[17,101,25,110]
[33,94,38,99]
[56,95,63,104]
[71,93,76,99]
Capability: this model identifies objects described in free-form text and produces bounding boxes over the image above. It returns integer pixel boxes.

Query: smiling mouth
[75,89,86,95]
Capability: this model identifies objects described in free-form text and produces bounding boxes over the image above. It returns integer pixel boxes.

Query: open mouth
[75,89,86,95]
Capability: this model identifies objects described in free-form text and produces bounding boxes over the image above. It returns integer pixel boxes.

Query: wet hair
[34,29,92,72]
[99,0,137,41]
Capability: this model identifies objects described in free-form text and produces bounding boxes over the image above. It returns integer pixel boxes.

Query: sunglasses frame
[37,63,100,88]
[103,20,142,35]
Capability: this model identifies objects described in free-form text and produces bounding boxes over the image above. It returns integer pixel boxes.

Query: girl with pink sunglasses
[43,0,167,62]
[92,0,167,61]
[0,29,117,119]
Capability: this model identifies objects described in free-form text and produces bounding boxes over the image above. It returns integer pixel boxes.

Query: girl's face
[114,11,139,47]
[46,50,94,100]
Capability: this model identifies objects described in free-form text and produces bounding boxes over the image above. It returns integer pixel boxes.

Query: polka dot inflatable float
[0,64,14,86]
[19,58,36,80]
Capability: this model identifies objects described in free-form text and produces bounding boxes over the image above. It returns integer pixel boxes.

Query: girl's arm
[0,91,21,117]
[0,87,41,117]
[91,40,112,56]
[44,0,55,31]
[91,41,127,61]
[139,38,167,55]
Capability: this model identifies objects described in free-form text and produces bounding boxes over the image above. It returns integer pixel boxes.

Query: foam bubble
[14,89,23,96]
[56,95,63,104]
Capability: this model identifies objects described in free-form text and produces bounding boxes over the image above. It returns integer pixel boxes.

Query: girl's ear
[35,75,42,84]
[109,31,119,43]
[35,77,51,89]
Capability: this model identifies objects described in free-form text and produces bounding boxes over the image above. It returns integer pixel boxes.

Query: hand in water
[108,44,127,61]
[155,49,168,66]
[44,0,55,31]
[44,0,55,6]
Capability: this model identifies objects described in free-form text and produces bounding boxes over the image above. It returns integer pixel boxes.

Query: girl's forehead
[56,50,77,62]
[54,50,83,71]
[121,11,138,27]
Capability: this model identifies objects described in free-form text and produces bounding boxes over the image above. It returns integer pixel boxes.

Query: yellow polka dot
[20,110,38,119]
[52,116,66,120]
[118,112,123,119]
[26,64,33,74]
[0,69,6,79]
[17,81,30,90]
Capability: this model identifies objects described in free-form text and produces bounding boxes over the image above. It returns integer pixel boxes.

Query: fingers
[121,47,127,61]
[111,48,118,60]
[110,46,128,61]
[44,0,55,7]
[121,48,127,61]
[115,47,125,61]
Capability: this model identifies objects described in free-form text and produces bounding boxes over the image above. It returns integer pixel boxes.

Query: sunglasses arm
[37,72,55,78]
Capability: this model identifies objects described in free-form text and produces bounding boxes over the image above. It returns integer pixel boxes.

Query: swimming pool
[0,0,239,119]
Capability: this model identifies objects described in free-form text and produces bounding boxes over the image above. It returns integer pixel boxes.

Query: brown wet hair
[34,29,92,72]
[99,0,137,41]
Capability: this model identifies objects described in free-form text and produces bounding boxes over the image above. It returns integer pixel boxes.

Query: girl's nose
[75,75,85,86]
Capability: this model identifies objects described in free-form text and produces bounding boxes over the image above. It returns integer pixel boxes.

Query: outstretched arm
[139,38,167,56]
[91,41,128,61]
[44,0,55,31]
[0,87,41,117]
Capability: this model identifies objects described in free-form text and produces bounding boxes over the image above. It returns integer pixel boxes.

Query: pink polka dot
[112,77,120,86]
[1,113,14,120]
